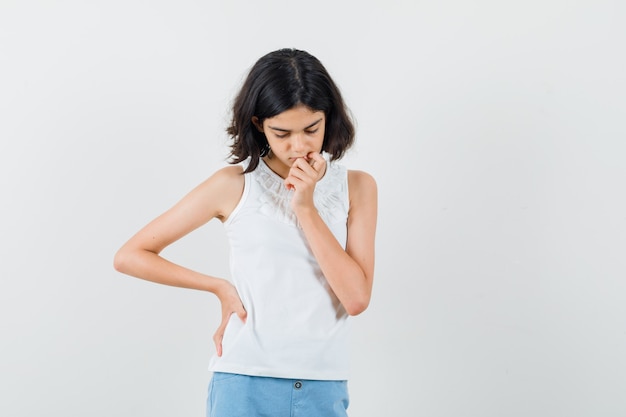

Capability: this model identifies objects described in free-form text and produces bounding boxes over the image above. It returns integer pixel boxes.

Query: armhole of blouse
[223,171,250,227]
[344,168,351,215]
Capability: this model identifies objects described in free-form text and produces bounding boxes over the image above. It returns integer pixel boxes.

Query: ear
[251,116,263,132]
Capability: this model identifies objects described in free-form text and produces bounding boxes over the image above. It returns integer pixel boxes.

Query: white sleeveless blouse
[208,156,351,380]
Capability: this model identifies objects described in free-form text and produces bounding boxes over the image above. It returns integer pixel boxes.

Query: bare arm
[113,165,246,355]
[286,155,378,315]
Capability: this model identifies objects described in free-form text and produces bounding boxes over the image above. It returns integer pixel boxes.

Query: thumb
[213,323,226,357]
[237,308,247,323]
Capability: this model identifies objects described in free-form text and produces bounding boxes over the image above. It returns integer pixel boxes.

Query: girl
[114,48,377,417]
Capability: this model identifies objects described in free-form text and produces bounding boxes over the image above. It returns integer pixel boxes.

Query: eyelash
[275,129,318,139]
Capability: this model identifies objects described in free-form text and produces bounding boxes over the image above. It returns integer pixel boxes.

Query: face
[255,105,326,179]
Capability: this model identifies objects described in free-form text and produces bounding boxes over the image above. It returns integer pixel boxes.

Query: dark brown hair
[227,48,355,173]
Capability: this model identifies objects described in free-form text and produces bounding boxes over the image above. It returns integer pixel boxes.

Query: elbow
[343,277,374,316]
[113,249,130,274]
[344,297,370,316]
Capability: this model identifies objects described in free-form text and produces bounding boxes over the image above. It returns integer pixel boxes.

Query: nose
[291,133,306,152]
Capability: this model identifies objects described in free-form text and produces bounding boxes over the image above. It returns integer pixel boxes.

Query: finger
[237,308,247,323]
[288,160,307,177]
[294,154,325,180]
[307,152,326,179]
[284,167,305,190]
[213,329,223,357]
[307,151,325,168]
[284,174,305,191]
[294,156,315,171]
[284,174,296,190]
[213,317,229,356]
[289,159,316,180]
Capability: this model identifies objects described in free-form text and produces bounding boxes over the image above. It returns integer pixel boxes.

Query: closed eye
[268,118,323,138]
[275,129,317,138]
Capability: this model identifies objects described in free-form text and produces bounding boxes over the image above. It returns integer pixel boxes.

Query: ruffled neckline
[253,154,347,227]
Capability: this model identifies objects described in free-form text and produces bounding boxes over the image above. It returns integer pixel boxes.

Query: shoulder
[197,164,244,193]
[347,170,377,208]
[346,170,377,231]
[347,170,377,195]
[195,164,245,221]
[211,164,245,184]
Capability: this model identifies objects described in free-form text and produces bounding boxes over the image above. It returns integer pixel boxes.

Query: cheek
[318,132,326,147]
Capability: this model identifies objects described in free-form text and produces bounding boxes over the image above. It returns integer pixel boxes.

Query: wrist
[293,205,319,225]
[210,277,231,297]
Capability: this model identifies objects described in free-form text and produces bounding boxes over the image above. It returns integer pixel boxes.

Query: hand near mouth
[284,151,327,212]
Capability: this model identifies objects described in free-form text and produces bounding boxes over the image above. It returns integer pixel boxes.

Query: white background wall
[1,1,625,416]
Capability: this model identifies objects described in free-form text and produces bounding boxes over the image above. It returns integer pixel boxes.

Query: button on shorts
[206,372,349,417]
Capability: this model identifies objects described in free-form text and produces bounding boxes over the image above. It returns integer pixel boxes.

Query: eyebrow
[268,118,323,133]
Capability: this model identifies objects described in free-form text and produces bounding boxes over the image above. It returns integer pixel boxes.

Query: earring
[260,142,270,157]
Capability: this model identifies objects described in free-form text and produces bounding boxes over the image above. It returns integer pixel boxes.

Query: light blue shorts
[206,372,349,417]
